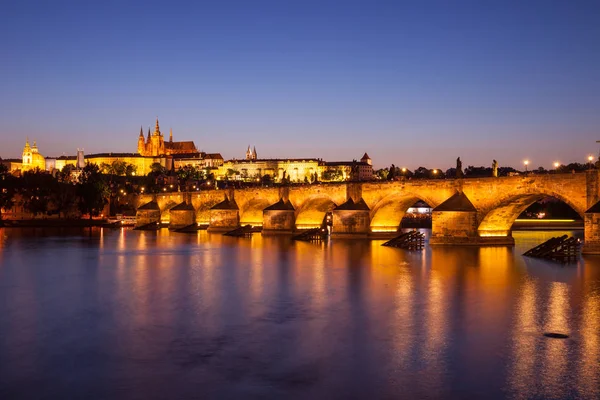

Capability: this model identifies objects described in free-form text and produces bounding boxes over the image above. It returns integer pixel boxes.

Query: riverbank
[0,219,108,228]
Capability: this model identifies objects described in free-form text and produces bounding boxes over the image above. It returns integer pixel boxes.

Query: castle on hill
[137,118,197,157]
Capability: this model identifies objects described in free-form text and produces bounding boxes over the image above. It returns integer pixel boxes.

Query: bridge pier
[135,200,161,229]
[262,199,296,235]
[169,201,196,230]
[208,195,240,232]
[582,202,600,254]
[429,191,515,246]
[331,198,371,238]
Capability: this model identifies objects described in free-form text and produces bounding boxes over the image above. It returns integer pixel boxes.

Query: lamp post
[523,160,529,173]
[588,155,595,170]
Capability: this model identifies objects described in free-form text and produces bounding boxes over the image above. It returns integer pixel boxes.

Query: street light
[523,160,529,172]
[589,155,595,170]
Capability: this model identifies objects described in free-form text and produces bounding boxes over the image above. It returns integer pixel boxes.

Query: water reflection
[0,228,598,399]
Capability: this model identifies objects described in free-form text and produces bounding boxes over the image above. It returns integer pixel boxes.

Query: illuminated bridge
[134,171,600,254]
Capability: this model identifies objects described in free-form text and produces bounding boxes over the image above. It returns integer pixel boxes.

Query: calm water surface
[0,228,599,399]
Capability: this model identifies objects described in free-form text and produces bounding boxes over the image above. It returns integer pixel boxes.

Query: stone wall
[263,210,295,234]
[332,210,370,237]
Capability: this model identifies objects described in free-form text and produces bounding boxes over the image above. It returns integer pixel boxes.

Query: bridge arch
[159,199,179,224]
[239,198,272,226]
[294,194,337,229]
[477,190,585,237]
[370,192,440,232]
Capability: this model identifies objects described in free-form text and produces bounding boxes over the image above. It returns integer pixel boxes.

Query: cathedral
[22,138,46,171]
[137,118,197,157]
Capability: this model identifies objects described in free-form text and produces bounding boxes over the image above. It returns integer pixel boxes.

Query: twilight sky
[1,0,599,169]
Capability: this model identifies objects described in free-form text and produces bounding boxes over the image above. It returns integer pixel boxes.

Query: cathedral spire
[139,126,144,138]
[154,117,161,136]
[169,128,173,142]
[147,127,151,141]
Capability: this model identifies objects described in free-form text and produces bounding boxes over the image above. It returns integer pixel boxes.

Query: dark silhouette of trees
[20,169,54,217]
[413,167,430,179]
[464,166,492,177]
[387,164,396,180]
[0,164,17,221]
[77,164,109,220]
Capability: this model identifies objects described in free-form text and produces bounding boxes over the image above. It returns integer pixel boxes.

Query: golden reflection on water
[578,293,600,398]
[392,260,415,367]
[541,282,570,398]
[2,228,599,398]
[508,279,538,399]
[422,265,447,397]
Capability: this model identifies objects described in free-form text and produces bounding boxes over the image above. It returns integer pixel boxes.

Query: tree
[77,163,109,220]
[261,174,273,186]
[149,162,167,176]
[413,167,430,179]
[0,164,17,221]
[49,181,77,218]
[464,165,492,178]
[376,168,389,180]
[59,164,76,183]
[387,164,396,180]
[321,168,343,182]
[20,169,54,217]
[125,164,137,177]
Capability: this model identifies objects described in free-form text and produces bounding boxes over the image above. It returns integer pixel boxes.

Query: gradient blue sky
[1,0,599,169]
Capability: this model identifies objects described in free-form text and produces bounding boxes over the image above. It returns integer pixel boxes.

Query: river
[0,228,598,399]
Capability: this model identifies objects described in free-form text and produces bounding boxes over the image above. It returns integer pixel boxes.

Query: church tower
[22,138,32,167]
[246,145,253,160]
[169,128,173,143]
[137,126,145,155]
[150,118,164,156]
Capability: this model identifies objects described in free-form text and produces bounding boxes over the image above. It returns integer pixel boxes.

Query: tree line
[0,163,108,221]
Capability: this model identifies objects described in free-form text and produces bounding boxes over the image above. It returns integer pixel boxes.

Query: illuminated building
[21,139,46,172]
[137,118,196,157]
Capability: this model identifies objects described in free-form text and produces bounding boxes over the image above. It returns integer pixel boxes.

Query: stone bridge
[134,171,600,253]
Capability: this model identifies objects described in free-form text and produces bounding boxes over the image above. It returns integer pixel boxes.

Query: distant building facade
[214,147,373,182]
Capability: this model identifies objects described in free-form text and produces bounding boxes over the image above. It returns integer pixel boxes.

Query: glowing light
[514,219,576,223]
[432,169,438,174]
[553,162,559,169]
[402,168,407,173]
[371,228,399,233]
[478,231,510,237]
[588,155,594,162]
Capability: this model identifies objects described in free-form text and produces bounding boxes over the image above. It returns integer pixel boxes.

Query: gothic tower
[137,126,145,155]
[150,118,164,156]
